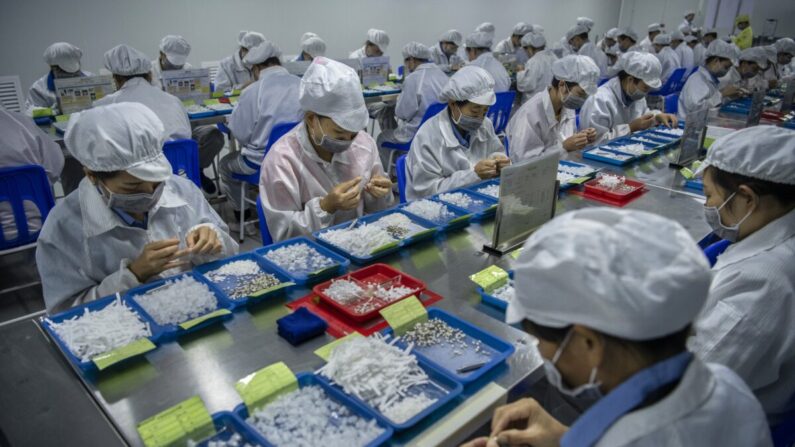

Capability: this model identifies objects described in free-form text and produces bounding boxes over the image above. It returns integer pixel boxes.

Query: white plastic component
[653,127,684,136]
[403,200,454,222]
[206,260,261,281]
[475,184,500,198]
[611,143,647,156]
[438,192,483,209]
[263,243,335,273]
[134,276,218,325]
[319,224,397,257]
[596,173,626,190]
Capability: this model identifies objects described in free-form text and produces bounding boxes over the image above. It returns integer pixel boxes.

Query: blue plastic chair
[381,102,447,172]
[487,91,516,135]
[664,93,680,115]
[163,139,200,188]
[771,407,795,447]
[397,65,404,78]
[598,77,610,87]
[650,68,687,97]
[254,195,273,246]
[0,165,55,252]
[396,154,408,204]
[503,135,510,158]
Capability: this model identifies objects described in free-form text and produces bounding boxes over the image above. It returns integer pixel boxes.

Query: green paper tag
[308,265,339,277]
[448,214,472,225]
[248,282,294,298]
[32,108,53,118]
[314,332,363,361]
[181,99,196,106]
[231,89,241,96]
[412,228,436,239]
[137,396,214,447]
[567,176,591,185]
[704,137,716,149]
[178,308,231,330]
[203,99,220,105]
[510,248,523,260]
[486,204,499,211]
[235,361,297,412]
[370,241,399,255]
[55,114,71,123]
[92,338,155,370]
[211,91,224,98]
[680,167,695,179]
[379,295,428,336]
[470,265,509,293]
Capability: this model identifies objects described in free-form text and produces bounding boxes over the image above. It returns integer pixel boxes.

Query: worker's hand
[583,127,598,143]
[365,175,392,199]
[491,153,511,172]
[655,113,679,128]
[562,132,590,151]
[629,113,656,132]
[515,64,526,72]
[186,226,222,256]
[320,177,362,214]
[459,438,489,447]
[720,85,743,99]
[487,398,568,447]
[768,79,779,89]
[474,159,499,179]
[129,239,190,283]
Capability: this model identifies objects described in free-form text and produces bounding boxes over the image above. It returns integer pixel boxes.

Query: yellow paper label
[203,99,220,105]
[680,167,695,179]
[178,308,231,330]
[448,214,472,225]
[510,248,523,260]
[379,295,428,336]
[235,361,297,412]
[308,265,338,277]
[314,332,363,361]
[370,241,399,255]
[92,338,155,370]
[182,100,196,107]
[32,107,53,118]
[567,176,591,185]
[248,282,295,298]
[137,396,214,447]
[470,265,509,293]
[55,114,71,123]
[703,137,716,149]
[211,91,224,98]
[231,89,241,96]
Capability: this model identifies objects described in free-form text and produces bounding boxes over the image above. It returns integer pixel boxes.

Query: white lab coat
[259,123,395,242]
[692,43,706,66]
[227,66,303,162]
[656,47,683,84]
[494,38,529,65]
[691,209,795,424]
[516,50,558,102]
[638,37,654,54]
[150,61,193,88]
[36,175,238,313]
[94,77,191,142]
[215,52,252,93]
[718,66,768,93]
[678,66,722,120]
[468,52,512,92]
[0,107,64,241]
[405,107,504,200]
[579,77,661,143]
[505,89,574,162]
[597,359,772,446]
[675,43,696,70]
[25,71,94,115]
[578,42,609,77]
[349,47,367,59]
[388,63,448,143]
[430,43,464,73]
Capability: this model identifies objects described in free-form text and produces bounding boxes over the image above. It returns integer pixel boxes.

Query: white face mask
[310,116,354,154]
[543,329,604,403]
[452,104,485,133]
[703,192,753,242]
[97,181,164,214]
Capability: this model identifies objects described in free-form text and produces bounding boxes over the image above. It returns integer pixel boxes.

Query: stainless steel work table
[1,140,712,447]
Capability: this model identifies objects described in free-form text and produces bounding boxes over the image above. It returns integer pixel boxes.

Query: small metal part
[457,362,487,374]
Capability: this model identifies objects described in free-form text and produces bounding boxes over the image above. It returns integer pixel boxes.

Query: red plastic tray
[312,263,427,322]
[583,177,645,201]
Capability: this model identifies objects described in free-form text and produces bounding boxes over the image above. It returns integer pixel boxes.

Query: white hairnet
[532,24,545,34]
[299,57,368,132]
[438,65,496,106]
[684,35,698,43]
[44,42,82,73]
[739,47,769,69]
[605,45,619,56]
[300,32,318,44]
[513,22,533,36]
[506,208,711,341]
[678,24,692,34]
[366,28,390,52]
[576,17,595,31]
[465,32,493,49]
[243,41,282,65]
[763,45,778,63]
[521,32,546,49]
[301,36,326,58]
[552,55,600,95]
[703,28,718,37]
[104,44,152,76]
[775,37,795,56]
[705,39,738,63]
[606,28,620,39]
[671,31,685,41]
[648,23,662,33]
[440,29,463,46]
[566,24,590,42]
[621,51,662,89]
[653,34,672,45]
[476,22,496,37]
[402,42,432,60]
[696,126,795,185]
[618,28,638,42]
[66,103,171,182]
[238,31,265,49]
[685,9,695,17]
[159,35,191,67]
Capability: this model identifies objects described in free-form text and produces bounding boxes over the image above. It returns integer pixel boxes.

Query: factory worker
[465,32,511,93]
[506,55,600,162]
[681,10,697,32]
[597,27,620,52]
[150,35,192,87]
[515,32,558,102]
[677,40,738,120]
[604,45,620,76]
[431,29,465,73]
[702,28,718,48]
[616,28,640,53]
[652,34,682,84]
[25,42,92,115]
[494,22,534,66]
[580,52,678,143]
[566,24,608,76]
[461,208,772,447]
[0,106,64,242]
[295,34,326,61]
[731,14,753,50]
[639,23,663,53]
[475,22,496,40]
[719,47,769,95]
[349,28,389,58]
[259,58,394,242]
[405,66,508,201]
[576,17,595,32]
[766,38,795,88]
[36,103,237,313]
[686,34,706,67]
[215,31,265,93]
[376,42,448,170]
[691,126,795,424]
[671,31,695,70]
[221,41,303,229]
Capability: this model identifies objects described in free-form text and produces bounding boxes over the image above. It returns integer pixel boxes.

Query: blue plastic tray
[477,270,514,311]
[191,411,266,446]
[466,179,501,200]
[398,198,473,233]
[685,178,704,193]
[645,130,682,143]
[255,237,350,286]
[603,140,656,159]
[40,294,157,374]
[316,357,462,432]
[582,146,637,166]
[557,161,599,192]
[188,110,218,119]
[194,252,295,309]
[125,271,234,342]
[234,372,393,447]
[34,116,54,125]
[433,189,498,221]
[383,308,514,384]
[313,209,438,264]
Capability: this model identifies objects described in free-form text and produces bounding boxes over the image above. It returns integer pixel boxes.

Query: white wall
[1,0,622,93]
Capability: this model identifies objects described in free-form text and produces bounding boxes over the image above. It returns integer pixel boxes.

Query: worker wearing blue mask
[677,39,738,120]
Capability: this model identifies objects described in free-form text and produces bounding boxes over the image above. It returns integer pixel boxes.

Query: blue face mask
[97,181,164,214]
[703,192,753,242]
[543,329,604,405]
[453,105,484,132]
[310,116,354,154]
